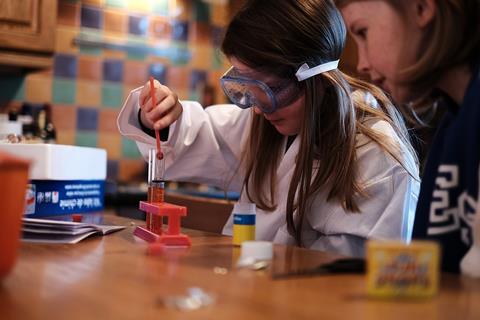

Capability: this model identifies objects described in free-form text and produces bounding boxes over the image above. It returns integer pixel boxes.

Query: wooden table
[1,213,479,320]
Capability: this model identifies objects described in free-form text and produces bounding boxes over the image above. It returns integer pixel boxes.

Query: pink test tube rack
[134,201,191,252]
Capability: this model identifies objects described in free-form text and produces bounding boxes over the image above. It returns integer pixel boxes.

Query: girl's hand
[138,79,183,130]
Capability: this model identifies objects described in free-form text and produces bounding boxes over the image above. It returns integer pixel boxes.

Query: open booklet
[22,218,126,244]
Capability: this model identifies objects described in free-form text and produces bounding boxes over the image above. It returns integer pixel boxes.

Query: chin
[274,125,297,136]
[389,86,414,105]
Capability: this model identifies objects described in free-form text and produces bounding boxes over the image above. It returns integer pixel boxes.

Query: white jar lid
[233,202,256,214]
[240,241,273,261]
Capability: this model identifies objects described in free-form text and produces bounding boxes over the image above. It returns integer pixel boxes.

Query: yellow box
[366,240,440,298]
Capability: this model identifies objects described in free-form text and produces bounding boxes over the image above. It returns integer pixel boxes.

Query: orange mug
[0,151,29,280]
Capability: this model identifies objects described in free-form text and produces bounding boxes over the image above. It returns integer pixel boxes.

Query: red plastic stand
[134,201,191,251]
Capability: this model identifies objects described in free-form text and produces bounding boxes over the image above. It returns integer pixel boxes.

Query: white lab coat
[117,87,420,257]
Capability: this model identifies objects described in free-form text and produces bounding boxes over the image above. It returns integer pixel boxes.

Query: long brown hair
[222,0,418,245]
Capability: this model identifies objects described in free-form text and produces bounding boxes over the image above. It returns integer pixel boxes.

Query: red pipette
[149,76,164,160]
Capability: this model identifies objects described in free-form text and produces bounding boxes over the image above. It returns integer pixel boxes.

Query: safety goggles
[220,60,339,114]
[220,67,302,114]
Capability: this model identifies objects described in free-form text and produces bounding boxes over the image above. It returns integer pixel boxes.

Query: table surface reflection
[1,212,480,320]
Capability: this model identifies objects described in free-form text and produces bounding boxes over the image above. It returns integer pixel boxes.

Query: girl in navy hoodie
[335,0,480,274]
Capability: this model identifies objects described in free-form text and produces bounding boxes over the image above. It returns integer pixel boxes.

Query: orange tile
[25,73,52,103]
[78,56,102,81]
[97,132,121,160]
[103,48,126,60]
[104,9,127,34]
[118,159,146,182]
[76,80,101,107]
[57,2,79,27]
[150,16,171,39]
[123,84,138,102]
[176,88,189,101]
[166,66,189,90]
[98,109,120,132]
[51,105,77,131]
[211,3,229,26]
[123,60,147,86]
[83,0,104,6]
[208,70,224,84]
[55,26,79,54]
[190,45,212,69]
[55,130,76,145]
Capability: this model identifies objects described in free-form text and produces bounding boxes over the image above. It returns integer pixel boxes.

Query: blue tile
[81,5,103,29]
[171,21,189,41]
[107,160,119,180]
[0,75,25,102]
[190,69,207,90]
[20,103,44,118]
[128,15,148,36]
[76,107,99,130]
[193,0,210,23]
[103,59,124,82]
[211,26,224,47]
[148,63,167,84]
[53,54,77,78]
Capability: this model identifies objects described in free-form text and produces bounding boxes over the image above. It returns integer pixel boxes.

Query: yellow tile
[56,130,76,145]
[25,73,52,103]
[97,133,121,160]
[55,26,79,54]
[127,0,150,13]
[76,80,101,107]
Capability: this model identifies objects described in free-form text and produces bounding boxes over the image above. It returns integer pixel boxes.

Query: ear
[411,0,436,28]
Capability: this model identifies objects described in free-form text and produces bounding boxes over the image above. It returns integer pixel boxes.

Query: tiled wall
[0,0,230,182]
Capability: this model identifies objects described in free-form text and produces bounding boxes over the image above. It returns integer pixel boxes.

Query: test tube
[147,148,165,234]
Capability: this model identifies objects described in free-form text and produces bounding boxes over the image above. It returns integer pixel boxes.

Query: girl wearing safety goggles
[118,0,420,258]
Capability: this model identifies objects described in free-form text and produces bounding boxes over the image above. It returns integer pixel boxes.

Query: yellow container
[232,202,256,246]
[366,240,440,298]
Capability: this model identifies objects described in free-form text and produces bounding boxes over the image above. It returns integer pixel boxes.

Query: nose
[356,46,371,75]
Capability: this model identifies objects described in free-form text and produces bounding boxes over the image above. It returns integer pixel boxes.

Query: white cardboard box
[0,143,107,216]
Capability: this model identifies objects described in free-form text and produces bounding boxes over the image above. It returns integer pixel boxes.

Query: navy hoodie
[413,63,480,273]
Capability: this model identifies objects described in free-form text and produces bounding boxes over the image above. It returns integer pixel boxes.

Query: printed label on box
[25,184,36,215]
[25,180,105,216]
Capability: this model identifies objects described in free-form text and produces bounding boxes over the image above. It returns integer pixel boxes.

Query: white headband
[295,60,340,81]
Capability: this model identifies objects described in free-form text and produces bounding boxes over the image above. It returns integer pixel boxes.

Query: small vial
[147,148,165,234]
[232,202,256,246]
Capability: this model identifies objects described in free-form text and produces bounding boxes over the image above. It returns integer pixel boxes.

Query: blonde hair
[222,0,418,245]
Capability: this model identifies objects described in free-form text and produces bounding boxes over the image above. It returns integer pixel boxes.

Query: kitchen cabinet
[0,0,57,69]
